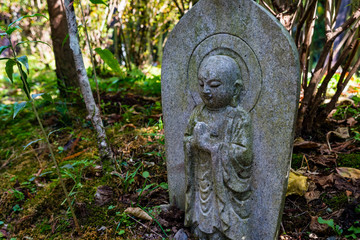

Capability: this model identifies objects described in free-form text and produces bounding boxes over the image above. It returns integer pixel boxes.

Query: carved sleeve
[228,109,252,171]
[183,105,201,226]
[221,108,252,194]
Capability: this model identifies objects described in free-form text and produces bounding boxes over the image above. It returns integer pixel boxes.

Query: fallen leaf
[120,124,136,132]
[308,233,318,239]
[346,190,352,197]
[312,173,335,189]
[326,127,350,151]
[310,216,329,233]
[94,186,113,206]
[124,207,152,221]
[286,170,309,196]
[293,138,320,149]
[347,117,358,127]
[331,140,355,153]
[309,155,336,167]
[336,167,360,179]
[305,182,320,203]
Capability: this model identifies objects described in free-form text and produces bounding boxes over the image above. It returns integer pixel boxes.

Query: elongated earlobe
[231,79,242,107]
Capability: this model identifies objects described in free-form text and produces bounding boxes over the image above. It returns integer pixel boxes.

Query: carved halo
[187,33,262,112]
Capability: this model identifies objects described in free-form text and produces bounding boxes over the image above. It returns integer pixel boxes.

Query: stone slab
[161,0,300,239]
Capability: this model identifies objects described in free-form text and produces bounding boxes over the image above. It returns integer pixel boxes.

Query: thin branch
[325,0,333,35]
[331,7,360,40]
[172,0,184,16]
[289,0,302,31]
[260,0,276,16]
[309,34,358,116]
[295,0,318,45]
[324,42,360,115]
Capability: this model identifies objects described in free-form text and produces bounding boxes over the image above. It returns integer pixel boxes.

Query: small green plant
[345,221,360,239]
[137,171,155,203]
[12,204,22,213]
[0,14,80,232]
[11,189,24,201]
[112,163,142,193]
[318,217,343,236]
[115,211,134,236]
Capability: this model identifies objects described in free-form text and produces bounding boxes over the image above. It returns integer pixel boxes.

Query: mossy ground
[1,65,360,239]
[0,70,178,239]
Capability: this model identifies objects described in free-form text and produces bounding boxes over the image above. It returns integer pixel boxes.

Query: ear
[234,79,243,92]
[231,79,242,107]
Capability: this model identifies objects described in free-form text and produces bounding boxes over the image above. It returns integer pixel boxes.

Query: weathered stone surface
[161,0,300,239]
[184,55,252,239]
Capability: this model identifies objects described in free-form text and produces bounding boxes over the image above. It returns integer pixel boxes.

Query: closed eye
[198,79,204,87]
[209,80,222,87]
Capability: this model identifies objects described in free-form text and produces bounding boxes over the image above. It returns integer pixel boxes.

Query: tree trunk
[63,0,113,159]
[46,0,80,97]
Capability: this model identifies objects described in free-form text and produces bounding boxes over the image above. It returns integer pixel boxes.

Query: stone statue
[184,55,252,240]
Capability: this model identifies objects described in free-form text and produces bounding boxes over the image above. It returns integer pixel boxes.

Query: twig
[281,222,286,234]
[260,0,276,16]
[172,0,184,16]
[126,215,164,238]
[31,145,42,168]
[63,148,88,161]
[66,133,82,157]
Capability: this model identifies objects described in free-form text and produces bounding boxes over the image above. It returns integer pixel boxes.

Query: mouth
[202,94,212,100]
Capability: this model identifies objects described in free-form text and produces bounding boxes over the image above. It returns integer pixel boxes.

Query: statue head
[198,55,242,110]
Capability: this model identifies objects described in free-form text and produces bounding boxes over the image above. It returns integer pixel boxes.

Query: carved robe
[184,104,252,239]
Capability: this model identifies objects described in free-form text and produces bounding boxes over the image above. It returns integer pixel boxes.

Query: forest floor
[0,67,360,240]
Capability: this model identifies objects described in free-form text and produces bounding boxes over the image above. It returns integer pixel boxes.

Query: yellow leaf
[124,207,152,221]
[336,167,360,179]
[286,170,309,196]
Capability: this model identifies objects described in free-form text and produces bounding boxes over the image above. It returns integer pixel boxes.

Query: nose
[203,87,211,95]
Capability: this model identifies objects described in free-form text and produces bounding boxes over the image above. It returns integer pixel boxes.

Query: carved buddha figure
[184,55,253,240]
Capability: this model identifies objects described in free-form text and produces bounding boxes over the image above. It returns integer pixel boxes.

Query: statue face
[198,55,241,110]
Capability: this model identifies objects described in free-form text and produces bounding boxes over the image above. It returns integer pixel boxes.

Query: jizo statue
[161,0,300,239]
[184,55,252,239]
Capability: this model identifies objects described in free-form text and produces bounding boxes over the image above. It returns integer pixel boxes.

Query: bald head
[198,55,241,86]
[197,55,242,109]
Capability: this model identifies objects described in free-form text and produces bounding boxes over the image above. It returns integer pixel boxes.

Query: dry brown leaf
[305,190,321,203]
[293,138,320,149]
[120,124,136,132]
[312,173,335,189]
[347,117,358,127]
[346,190,352,197]
[309,216,328,233]
[336,167,360,179]
[304,182,320,203]
[331,140,355,153]
[309,155,336,167]
[124,207,152,221]
[286,170,309,196]
[326,127,350,151]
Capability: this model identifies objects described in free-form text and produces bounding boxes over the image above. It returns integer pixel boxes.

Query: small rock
[97,226,107,232]
[94,186,113,206]
[173,229,188,240]
[326,237,337,240]
[159,204,171,212]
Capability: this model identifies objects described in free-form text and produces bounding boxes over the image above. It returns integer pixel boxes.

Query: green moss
[323,192,348,211]
[291,153,303,169]
[338,153,360,169]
